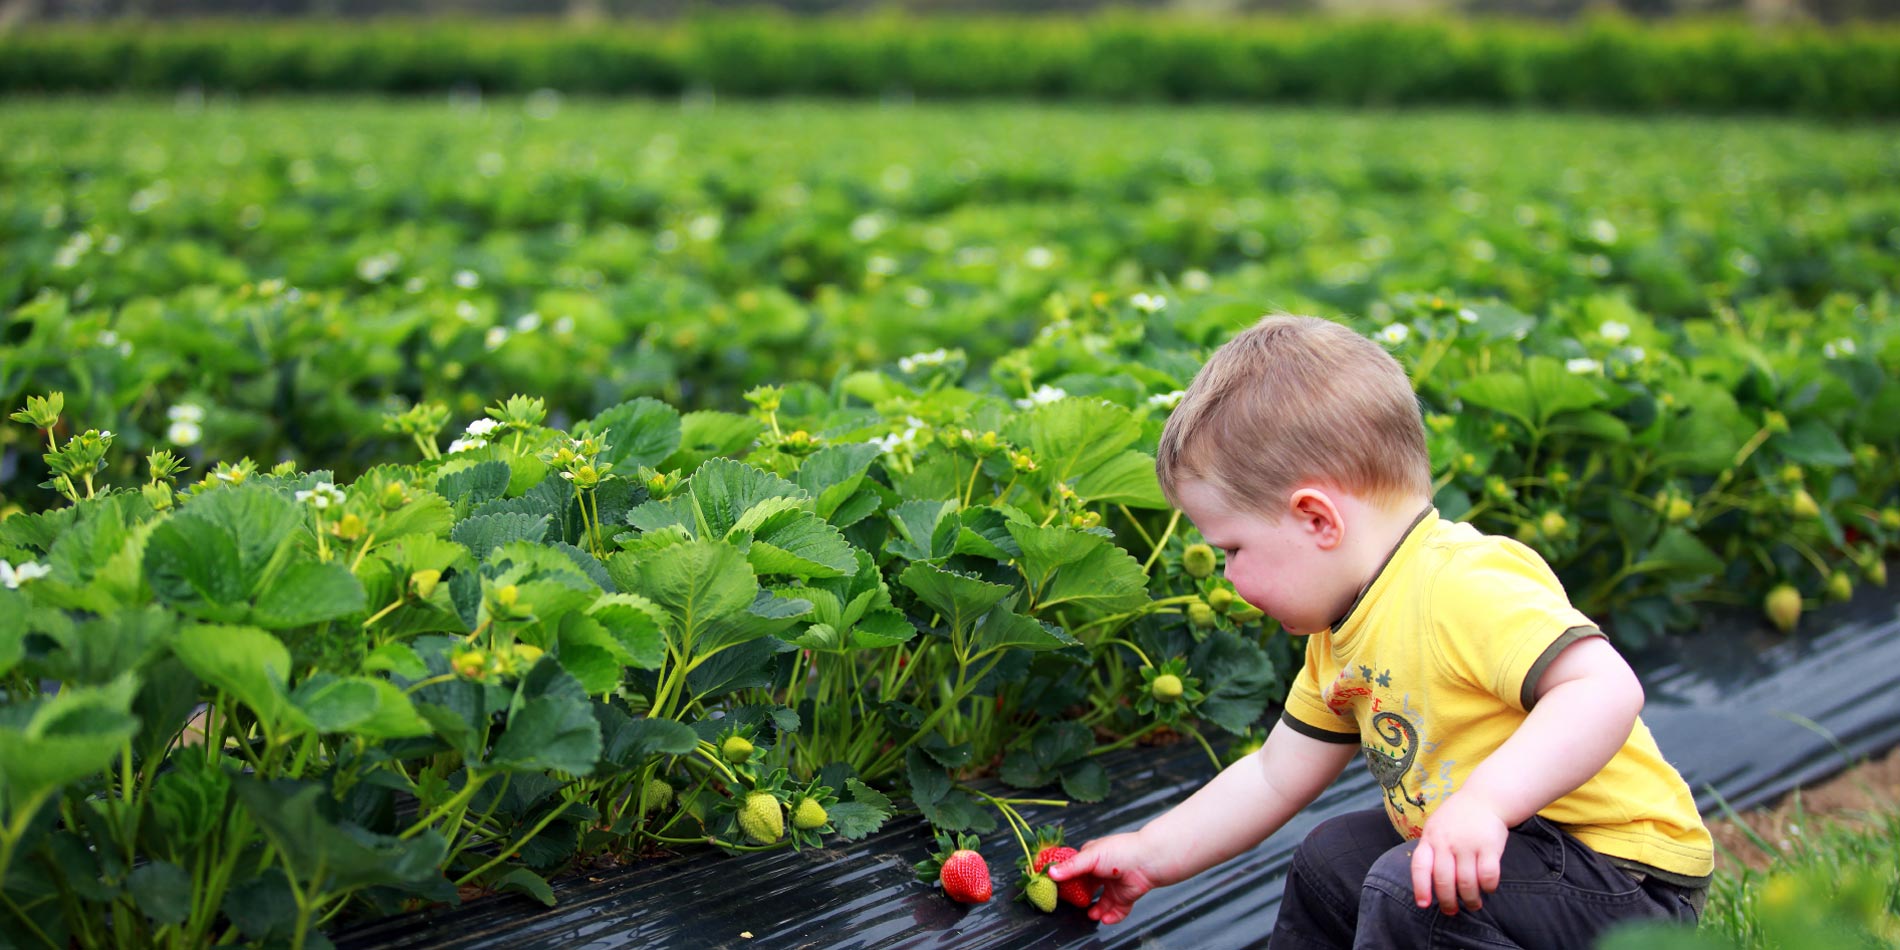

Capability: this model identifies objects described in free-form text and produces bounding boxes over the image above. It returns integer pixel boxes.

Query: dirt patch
[1704,744,1900,873]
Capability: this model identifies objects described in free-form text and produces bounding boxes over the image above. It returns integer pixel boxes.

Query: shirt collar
[1325,502,1437,641]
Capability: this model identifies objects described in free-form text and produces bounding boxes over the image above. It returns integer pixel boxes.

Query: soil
[1703,744,1900,873]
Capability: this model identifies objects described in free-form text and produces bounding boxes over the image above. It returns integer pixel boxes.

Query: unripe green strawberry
[1764,584,1803,633]
[1867,560,1887,588]
[1539,510,1568,538]
[1025,874,1058,913]
[721,735,754,764]
[1152,673,1185,703]
[1187,602,1217,629]
[1826,570,1854,602]
[737,791,783,845]
[1788,489,1820,519]
[641,778,673,812]
[1665,496,1694,524]
[1207,587,1235,613]
[792,797,828,830]
[1182,543,1216,579]
[1880,508,1900,531]
[1229,603,1264,624]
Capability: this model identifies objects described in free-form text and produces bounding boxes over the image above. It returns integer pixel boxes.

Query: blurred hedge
[2,15,1898,115]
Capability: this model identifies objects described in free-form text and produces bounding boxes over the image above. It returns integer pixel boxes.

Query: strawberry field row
[0,100,1897,946]
[3,16,1899,115]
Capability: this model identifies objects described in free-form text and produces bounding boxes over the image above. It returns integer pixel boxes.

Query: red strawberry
[1032,844,1077,874]
[1028,828,1094,908]
[915,832,992,904]
[940,848,992,903]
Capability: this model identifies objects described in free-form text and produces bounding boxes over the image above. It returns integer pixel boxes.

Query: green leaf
[434,460,512,509]
[1632,528,1724,581]
[363,642,429,680]
[687,457,806,540]
[1059,760,1110,803]
[1456,372,1536,431]
[1004,398,1141,492]
[586,594,666,670]
[885,499,955,562]
[747,509,858,579]
[915,789,995,833]
[898,562,1012,636]
[598,711,698,769]
[906,747,951,805]
[1548,409,1631,443]
[234,779,450,891]
[1524,356,1604,423]
[1008,523,1150,615]
[0,673,142,805]
[797,443,882,519]
[1772,420,1853,467]
[973,607,1079,655]
[0,591,31,676]
[143,509,249,619]
[491,693,602,776]
[581,397,682,470]
[948,506,1022,561]
[494,868,557,908]
[127,860,193,926]
[828,779,893,841]
[354,680,434,740]
[1072,450,1166,508]
[1193,630,1278,734]
[291,674,380,733]
[660,411,763,473]
[172,624,308,738]
[450,512,551,559]
[613,538,767,657]
[252,560,367,629]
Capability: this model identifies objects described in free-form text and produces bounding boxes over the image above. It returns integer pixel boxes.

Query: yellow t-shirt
[1281,507,1714,886]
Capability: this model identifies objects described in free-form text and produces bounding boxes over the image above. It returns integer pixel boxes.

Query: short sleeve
[1280,630,1359,743]
[1428,539,1605,712]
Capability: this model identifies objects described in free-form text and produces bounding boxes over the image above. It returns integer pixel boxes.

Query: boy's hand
[1409,792,1509,915]
[1044,831,1163,924]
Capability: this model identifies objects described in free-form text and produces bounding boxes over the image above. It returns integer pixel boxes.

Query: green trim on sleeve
[1519,625,1608,711]
[1280,710,1361,744]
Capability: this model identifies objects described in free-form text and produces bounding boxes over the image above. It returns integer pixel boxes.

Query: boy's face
[1172,477,1353,637]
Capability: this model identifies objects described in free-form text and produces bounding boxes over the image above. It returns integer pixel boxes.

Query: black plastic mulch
[333,586,1900,950]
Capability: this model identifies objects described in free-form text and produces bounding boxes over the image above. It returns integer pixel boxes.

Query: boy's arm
[1049,718,1359,924]
[1411,636,1644,914]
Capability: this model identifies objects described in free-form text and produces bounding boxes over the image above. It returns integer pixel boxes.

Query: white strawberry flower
[447,437,488,454]
[454,270,481,290]
[464,418,501,437]
[898,349,950,373]
[295,481,346,509]
[1,560,52,589]
[1147,390,1186,410]
[1014,385,1068,410]
[1566,358,1604,375]
[1376,323,1411,346]
[167,420,202,446]
[1130,293,1167,314]
[1598,320,1631,344]
[1822,338,1857,359]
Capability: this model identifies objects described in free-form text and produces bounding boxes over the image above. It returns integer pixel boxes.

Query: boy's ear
[1287,488,1344,550]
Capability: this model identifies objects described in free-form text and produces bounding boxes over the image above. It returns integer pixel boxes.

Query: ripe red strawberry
[940,847,992,903]
[1032,844,1077,874]
[1032,846,1092,906]
[915,832,992,904]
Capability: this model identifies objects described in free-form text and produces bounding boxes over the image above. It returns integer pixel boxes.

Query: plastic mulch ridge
[334,583,1900,950]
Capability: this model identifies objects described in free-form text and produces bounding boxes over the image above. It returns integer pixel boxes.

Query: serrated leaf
[1772,419,1853,467]
[491,694,601,776]
[128,860,193,925]
[586,594,666,670]
[885,499,955,562]
[0,673,142,805]
[906,747,951,805]
[355,679,434,740]
[1008,523,1149,615]
[1193,630,1278,734]
[173,624,308,737]
[450,512,551,559]
[915,789,995,834]
[747,509,858,579]
[252,560,367,628]
[597,711,698,768]
[291,673,379,733]
[973,607,1078,655]
[797,443,882,519]
[689,457,806,540]
[1072,450,1166,508]
[434,460,512,509]
[1004,398,1141,492]
[1059,760,1109,802]
[899,562,1012,636]
[494,868,557,908]
[581,397,682,470]
[661,411,763,473]
[611,538,762,657]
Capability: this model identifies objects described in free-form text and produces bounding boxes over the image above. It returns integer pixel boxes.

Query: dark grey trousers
[1270,809,1701,949]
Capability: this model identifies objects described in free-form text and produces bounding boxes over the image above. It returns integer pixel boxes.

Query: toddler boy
[1048,314,1712,948]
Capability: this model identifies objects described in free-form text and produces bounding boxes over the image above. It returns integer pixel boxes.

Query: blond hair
[1156,314,1431,516]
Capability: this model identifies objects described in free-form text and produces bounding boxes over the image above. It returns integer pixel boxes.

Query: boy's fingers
[1456,852,1481,911]
[1478,852,1502,893]
[1433,848,1459,914]
[1047,850,1096,881]
[1408,842,1435,908]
